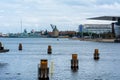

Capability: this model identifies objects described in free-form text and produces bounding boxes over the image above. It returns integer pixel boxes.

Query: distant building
[52,26,59,37]
[0,33,2,37]
[24,29,27,33]
[50,24,59,38]
[2,34,9,37]
[59,31,76,37]
[78,25,83,32]
[83,24,112,34]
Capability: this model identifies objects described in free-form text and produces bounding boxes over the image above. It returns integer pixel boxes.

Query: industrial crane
[50,24,57,30]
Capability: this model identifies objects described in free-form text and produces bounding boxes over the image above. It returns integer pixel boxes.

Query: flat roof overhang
[88,16,120,21]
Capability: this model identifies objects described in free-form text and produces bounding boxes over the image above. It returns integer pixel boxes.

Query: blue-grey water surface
[0,38,120,80]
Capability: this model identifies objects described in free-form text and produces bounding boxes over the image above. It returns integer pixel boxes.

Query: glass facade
[83,24,112,34]
[114,24,120,38]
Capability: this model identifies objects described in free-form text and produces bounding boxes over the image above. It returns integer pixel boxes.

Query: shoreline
[70,38,115,43]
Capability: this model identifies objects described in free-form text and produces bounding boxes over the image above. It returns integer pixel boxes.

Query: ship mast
[20,19,22,33]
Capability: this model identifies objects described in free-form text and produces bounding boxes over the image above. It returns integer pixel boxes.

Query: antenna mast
[20,19,22,33]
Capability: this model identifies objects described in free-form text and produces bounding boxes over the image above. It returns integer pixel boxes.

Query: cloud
[0,0,120,33]
[56,0,96,6]
[96,0,120,5]
[98,2,120,10]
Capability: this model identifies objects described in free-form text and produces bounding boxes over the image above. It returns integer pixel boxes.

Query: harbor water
[0,38,120,80]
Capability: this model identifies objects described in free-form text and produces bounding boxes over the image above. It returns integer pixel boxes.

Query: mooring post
[0,42,9,52]
[38,59,49,80]
[0,42,4,50]
[19,43,22,50]
[47,45,52,54]
[71,54,79,71]
[94,49,99,60]
[0,42,3,50]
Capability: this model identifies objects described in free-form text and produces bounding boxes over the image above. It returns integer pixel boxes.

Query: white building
[83,24,112,34]
[0,33,2,36]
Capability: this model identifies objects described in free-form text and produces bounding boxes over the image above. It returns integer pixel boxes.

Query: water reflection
[0,63,8,68]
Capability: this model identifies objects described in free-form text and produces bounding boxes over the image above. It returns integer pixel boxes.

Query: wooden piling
[19,43,22,50]
[94,49,99,60]
[0,42,3,50]
[38,59,49,80]
[47,45,52,54]
[0,42,9,52]
[0,42,2,48]
[71,54,79,71]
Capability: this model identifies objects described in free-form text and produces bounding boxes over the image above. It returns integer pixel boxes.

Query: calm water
[0,38,120,80]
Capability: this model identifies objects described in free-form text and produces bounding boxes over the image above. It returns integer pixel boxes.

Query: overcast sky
[0,0,120,33]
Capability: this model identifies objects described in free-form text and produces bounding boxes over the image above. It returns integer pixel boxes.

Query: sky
[0,0,120,33]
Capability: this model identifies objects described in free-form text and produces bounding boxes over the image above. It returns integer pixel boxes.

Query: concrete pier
[94,49,99,60]
[19,43,22,50]
[47,45,52,54]
[38,59,49,80]
[71,54,79,71]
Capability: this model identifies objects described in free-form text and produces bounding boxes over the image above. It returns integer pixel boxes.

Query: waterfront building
[2,34,9,37]
[78,25,84,32]
[83,24,112,34]
[88,16,120,42]
[0,33,2,37]
[59,31,76,37]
